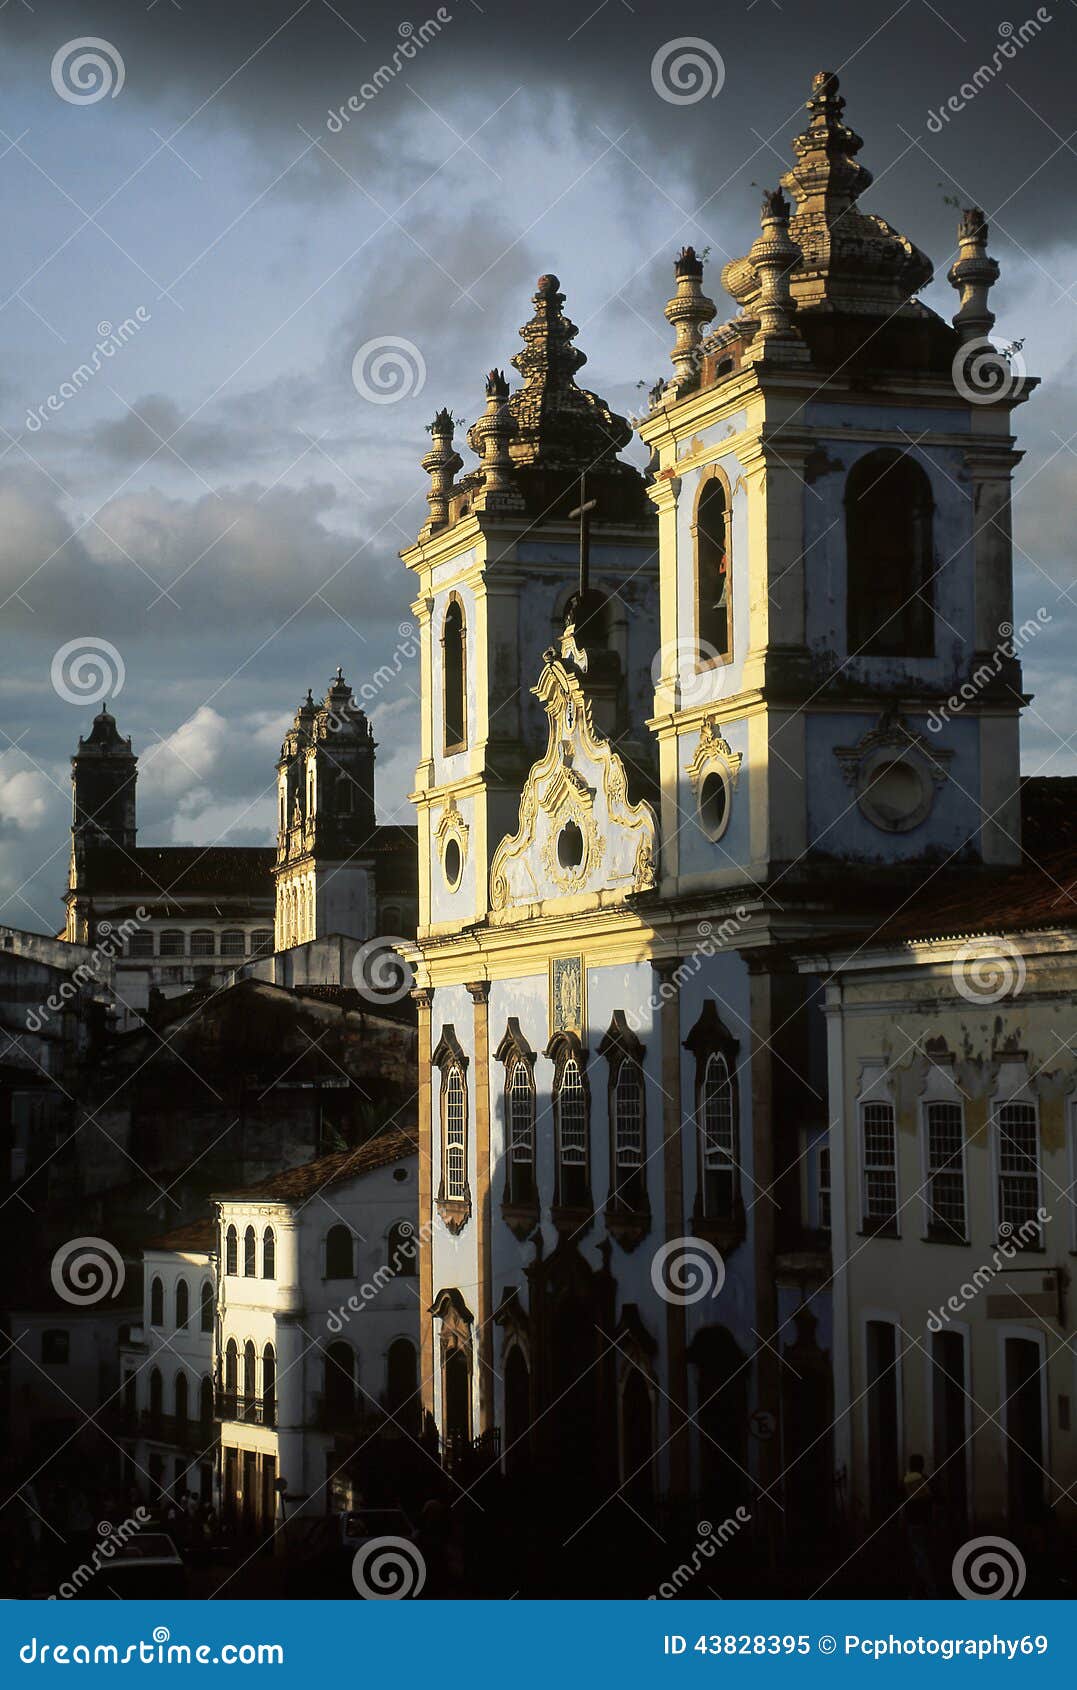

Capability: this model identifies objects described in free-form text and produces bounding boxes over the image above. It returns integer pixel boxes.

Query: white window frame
[859,1097,899,1234]
[991,1063,1042,1245]
[443,1064,468,1203]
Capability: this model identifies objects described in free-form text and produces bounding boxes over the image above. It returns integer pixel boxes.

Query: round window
[699,769,730,840]
[860,757,928,831]
[557,819,585,871]
[443,836,463,889]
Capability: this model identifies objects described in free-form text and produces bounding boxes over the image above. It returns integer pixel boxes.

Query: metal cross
[568,473,598,598]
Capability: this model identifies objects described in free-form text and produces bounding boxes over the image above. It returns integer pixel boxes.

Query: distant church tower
[65,708,137,943]
[273,670,379,949]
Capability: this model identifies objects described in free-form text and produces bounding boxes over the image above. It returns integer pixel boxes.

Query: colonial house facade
[401,68,1037,1545]
[116,1220,218,1506]
[212,1125,419,1538]
[801,853,1077,1535]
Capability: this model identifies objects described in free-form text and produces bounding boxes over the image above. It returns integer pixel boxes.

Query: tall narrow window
[150,1276,164,1327]
[262,1344,276,1425]
[997,1102,1041,1240]
[175,1371,189,1425]
[555,1055,589,1210]
[442,597,466,752]
[701,1054,737,1218]
[818,1144,831,1235]
[508,1060,536,1204]
[925,1102,966,1241]
[612,1060,645,1210]
[200,1281,213,1333]
[444,1066,467,1201]
[862,1101,898,1232]
[243,1340,256,1419]
[845,450,934,657]
[224,1225,237,1276]
[175,1278,189,1330]
[224,1339,238,1413]
[262,1227,275,1279]
[695,477,732,663]
[243,1225,256,1276]
[387,1219,417,1275]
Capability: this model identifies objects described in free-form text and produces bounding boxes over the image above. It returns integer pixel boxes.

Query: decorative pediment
[687,717,743,794]
[435,794,468,854]
[835,710,953,834]
[493,1017,536,1068]
[489,640,658,915]
[432,1024,469,1072]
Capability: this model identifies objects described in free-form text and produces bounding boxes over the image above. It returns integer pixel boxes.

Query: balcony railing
[113,1410,219,1451]
[444,1427,501,1475]
[214,1390,276,1427]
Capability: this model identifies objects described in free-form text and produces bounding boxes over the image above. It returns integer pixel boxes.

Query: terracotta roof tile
[143,1218,216,1254]
[214,1121,418,1205]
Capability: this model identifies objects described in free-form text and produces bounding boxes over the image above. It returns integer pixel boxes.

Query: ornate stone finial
[743,188,809,365]
[467,368,524,511]
[504,274,634,471]
[664,246,716,392]
[786,71,871,223]
[947,206,1000,344]
[419,407,463,534]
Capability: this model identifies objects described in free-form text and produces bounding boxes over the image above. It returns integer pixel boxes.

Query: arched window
[200,1280,213,1333]
[443,1065,467,1202]
[507,1059,536,1205]
[695,476,732,663]
[701,1053,737,1219]
[159,929,185,958]
[223,1338,238,1416]
[386,1337,418,1435]
[175,1278,189,1330]
[262,1343,276,1425]
[175,1371,189,1424]
[442,597,466,752]
[387,1219,417,1275]
[150,1276,164,1327]
[553,1049,589,1211]
[845,450,934,657]
[128,929,154,958]
[199,1375,213,1428]
[190,930,215,957]
[325,1224,353,1279]
[243,1340,256,1419]
[262,1227,275,1279]
[251,929,273,958]
[149,1366,163,1428]
[243,1225,256,1276]
[221,929,246,960]
[324,1341,356,1427]
[224,1224,237,1276]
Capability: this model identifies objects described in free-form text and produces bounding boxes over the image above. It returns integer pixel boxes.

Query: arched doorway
[386,1338,419,1436]
[503,1345,531,1474]
[621,1367,656,1509]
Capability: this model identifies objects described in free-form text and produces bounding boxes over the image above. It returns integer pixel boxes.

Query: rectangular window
[997,1102,1041,1242]
[862,1101,897,1232]
[925,1101,966,1241]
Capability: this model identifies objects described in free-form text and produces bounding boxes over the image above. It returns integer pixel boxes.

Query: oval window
[699,769,730,840]
[863,758,926,830]
[444,836,463,889]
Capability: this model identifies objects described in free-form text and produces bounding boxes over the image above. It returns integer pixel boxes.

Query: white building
[212,1124,420,1538]
[117,1221,217,1506]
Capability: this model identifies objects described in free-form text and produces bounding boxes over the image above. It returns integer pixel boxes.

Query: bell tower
[65,707,138,943]
[401,274,660,941]
[640,70,1032,903]
[273,670,378,949]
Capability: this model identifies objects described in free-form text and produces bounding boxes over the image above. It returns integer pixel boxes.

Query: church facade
[402,70,1035,1539]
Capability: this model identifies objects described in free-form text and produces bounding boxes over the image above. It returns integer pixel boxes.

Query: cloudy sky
[0,0,1074,934]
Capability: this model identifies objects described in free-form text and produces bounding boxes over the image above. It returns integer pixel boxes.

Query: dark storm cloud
[7,0,1075,262]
